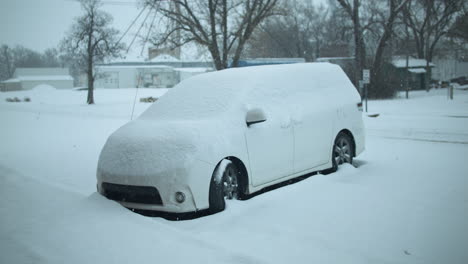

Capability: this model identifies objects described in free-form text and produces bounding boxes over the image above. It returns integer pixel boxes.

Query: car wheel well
[221,156,249,197]
[337,129,356,157]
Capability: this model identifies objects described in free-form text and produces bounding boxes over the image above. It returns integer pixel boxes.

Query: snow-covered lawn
[1,87,467,264]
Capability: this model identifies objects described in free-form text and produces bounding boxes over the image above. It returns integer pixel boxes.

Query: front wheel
[209,161,241,213]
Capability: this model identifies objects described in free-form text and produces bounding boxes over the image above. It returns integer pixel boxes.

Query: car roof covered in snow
[140,62,358,120]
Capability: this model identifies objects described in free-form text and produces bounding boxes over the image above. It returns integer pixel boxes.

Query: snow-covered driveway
[1,88,467,264]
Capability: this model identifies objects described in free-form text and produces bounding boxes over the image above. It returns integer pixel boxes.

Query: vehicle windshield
[140,71,248,120]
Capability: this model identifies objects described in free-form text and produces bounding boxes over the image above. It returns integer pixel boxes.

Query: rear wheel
[322,132,354,174]
[209,161,241,213]
[332,132,354,169]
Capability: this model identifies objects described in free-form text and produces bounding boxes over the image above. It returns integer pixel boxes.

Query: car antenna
[130,76,141,120]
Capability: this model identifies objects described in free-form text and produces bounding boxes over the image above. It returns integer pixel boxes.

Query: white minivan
[97,63,365,214]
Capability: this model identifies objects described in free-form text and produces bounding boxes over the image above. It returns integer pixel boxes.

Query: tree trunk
[352,0,365,86]
[209,45,224,70]
[3,48,13,78]
[221,0,228,69]
[232,38,248,68]
[87,57,94,105]
[370,0,398,98]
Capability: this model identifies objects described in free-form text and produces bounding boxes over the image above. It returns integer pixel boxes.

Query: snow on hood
[98,118,234,178]
[99,120,198,177]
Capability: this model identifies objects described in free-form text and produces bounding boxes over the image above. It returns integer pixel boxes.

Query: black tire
[209,161,241,213]
[331,132,354,171]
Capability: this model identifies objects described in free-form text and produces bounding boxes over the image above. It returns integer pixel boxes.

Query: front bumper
[97,172,200,213]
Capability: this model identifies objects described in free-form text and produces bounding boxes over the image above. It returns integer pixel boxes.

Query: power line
[64,0,139,6]
[116,5,147,46]
[126,7,152,54]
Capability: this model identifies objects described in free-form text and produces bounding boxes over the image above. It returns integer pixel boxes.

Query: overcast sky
[0,0,325,58]
[0,0,141,52]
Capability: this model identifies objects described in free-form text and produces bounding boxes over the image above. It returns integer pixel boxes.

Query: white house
[94,53,213,89]
[432,59,468,81]
[95,65,178,88]
[1,68,74,91]
[1,68,73,91]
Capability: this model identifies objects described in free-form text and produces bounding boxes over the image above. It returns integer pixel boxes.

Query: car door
[292,96,334,174]
[244,107,294,187]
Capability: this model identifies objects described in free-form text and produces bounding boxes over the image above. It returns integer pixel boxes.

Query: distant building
[95,65,175,88]
[388,56,435,91]
[231,58,305,68]
[432,58,468,81]
[94,54,213,89]
[1,68,74,92]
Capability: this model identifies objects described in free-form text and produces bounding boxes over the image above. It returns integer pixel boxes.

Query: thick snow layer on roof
[96,65,172,70]
[141,62,358,120]
[242,58,306,63]
[174,67,211,73]
[150,54,180,62]
[1,78,20,83]
[392,57,435,68]
[408,68,426,74]
[18,75,74,81]
[2,75,73,82]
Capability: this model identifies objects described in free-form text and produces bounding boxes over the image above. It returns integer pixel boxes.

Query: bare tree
[447,12,468,42]
[0,44,51,81]
[42,48,61,67]
[369,0,409,98]
[147,0,279,70]
[60,0,124,104]
[337,0,411,98]
[403,0,463,90]
[245,1,328,61]
[337,0,367,86]
[0,45,14,80]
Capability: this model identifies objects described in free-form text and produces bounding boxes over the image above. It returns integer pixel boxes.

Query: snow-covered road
[1,88,467,264]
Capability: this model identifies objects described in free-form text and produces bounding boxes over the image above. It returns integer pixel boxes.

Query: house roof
[174,67,212,73]
[96,65,172,70]
[150,54,180,63]
[408,68,426,74]
[14,67,70,77]
[392,57,435,68]
[2,75,73,83]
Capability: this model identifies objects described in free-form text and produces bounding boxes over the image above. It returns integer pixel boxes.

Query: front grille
[101,182,163,205]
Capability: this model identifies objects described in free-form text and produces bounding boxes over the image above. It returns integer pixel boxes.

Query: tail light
[357,102,363,111]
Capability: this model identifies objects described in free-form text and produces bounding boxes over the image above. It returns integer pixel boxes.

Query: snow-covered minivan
[97,63,365,214]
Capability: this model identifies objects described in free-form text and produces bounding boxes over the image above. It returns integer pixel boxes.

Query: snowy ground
[1,87,467,264]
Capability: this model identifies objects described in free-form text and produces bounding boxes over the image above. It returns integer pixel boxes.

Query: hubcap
[223,167,238,200]
[334,137,352,165]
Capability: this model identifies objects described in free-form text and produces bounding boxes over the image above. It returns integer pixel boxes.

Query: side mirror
[246,108,267,127]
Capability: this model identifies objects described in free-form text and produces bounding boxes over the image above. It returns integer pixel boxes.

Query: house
[388,57,435,91]
[432,58,468,82]
[95,65,178,88]
[1,68,74,92]
[232,58,305,68]
[94,54,213,89]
